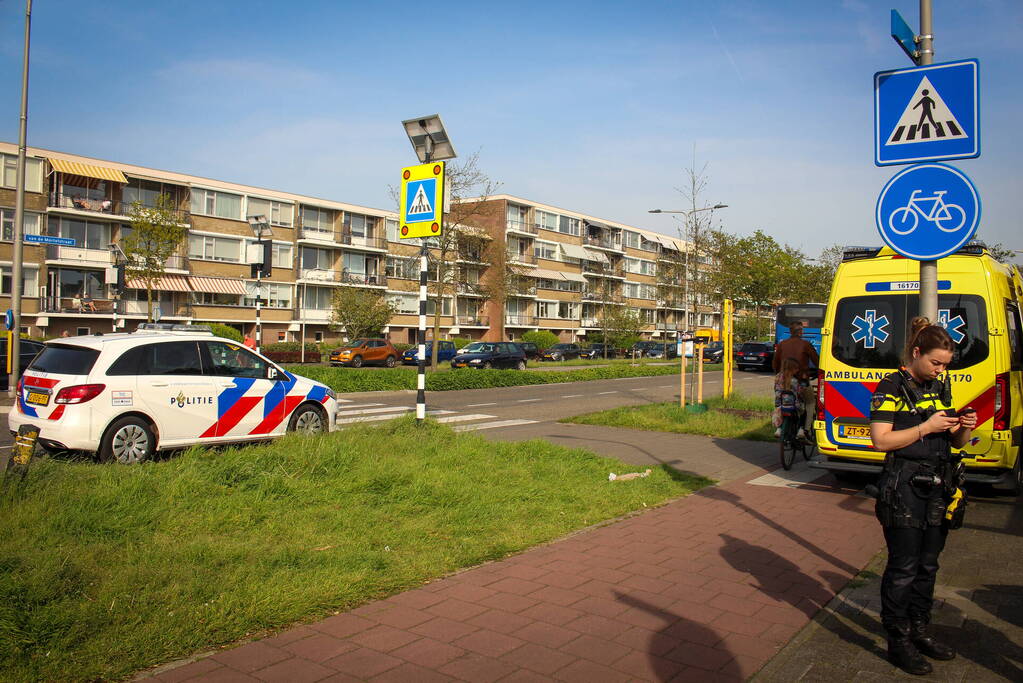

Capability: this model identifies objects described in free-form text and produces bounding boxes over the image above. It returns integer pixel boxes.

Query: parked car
[736,342,775,371]
[329,338,399,368]
[9,323,336,463]
[517,341,542,360]
[450,342,527,370]
[0,338,45,391]
[580,343,617,360]
[540,343,582,361]
[631,340,678,359]
[702,341,727,363]
[401,340,457,365]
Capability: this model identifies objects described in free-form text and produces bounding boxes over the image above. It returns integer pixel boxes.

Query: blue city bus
[775,303,826,355]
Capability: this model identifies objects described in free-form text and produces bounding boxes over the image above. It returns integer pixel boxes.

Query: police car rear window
[29,344,100,375]
[832,294,988,370]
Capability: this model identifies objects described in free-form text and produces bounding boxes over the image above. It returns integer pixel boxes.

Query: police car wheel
[100,416,155,465]
[289,404,325,434]
[350,355,363,368]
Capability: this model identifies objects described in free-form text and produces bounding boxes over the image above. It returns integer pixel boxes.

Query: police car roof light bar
[136,323,213,334]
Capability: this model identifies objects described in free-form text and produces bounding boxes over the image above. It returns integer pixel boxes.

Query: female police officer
[869,316,976,675]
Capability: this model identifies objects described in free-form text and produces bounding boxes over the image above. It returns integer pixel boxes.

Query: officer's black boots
[887,622,933,675]
[910,617,956,660]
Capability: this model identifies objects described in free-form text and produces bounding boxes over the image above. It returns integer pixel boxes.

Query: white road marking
[338,406,414,416]
[517,398,542,403]
[434,413,497,424]
[465,402,498,407]
[562,394,583,398]
[598,391,617,395]
[453,419,537,432]
[336,409,451,425]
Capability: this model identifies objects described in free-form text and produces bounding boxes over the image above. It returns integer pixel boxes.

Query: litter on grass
[608,469,652,482]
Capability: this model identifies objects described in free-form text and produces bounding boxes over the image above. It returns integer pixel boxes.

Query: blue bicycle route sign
[875,163,980,261]
[874,59,979,166]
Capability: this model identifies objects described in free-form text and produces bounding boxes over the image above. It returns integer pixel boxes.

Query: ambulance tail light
[55,383,106,405]
[993,372,1009,431]
[816,369,826,421]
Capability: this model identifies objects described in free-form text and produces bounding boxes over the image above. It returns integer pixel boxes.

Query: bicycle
[887,189,966,236]
[778,390,815,470]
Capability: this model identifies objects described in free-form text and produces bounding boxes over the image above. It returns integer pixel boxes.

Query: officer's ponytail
[904,316,955,364]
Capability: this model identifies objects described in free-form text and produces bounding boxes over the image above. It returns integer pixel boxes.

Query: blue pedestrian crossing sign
[874,59,979,166]
[399,161,445,239]
[875,163,980,260]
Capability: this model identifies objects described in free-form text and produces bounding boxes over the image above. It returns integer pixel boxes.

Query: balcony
[456,282,485,296]
[45,244,114,266]
[339,233,387,251]
[658,298,686,310]
[456,315,489,327]
[296,223,339,243]
[299,308,332,323]
[506,250,537,265]
[505,315,537,326]
[342,271,387,287]
[506,219,538,235]
[582,263,625,278]
[41,296,116,314]
[120,300,192,317]
[584,234,623,252]
[49,195,190,222]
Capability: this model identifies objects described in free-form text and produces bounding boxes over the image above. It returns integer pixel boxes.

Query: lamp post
[247,215,272,354]
[648,204,727,407]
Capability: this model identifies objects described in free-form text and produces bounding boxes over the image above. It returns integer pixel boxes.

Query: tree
[600,304,643,352]
[521,330,558,350]
[985,242,1019,264]
[329,285,396,340]
[709,229,792,339]
[121,194,187,322]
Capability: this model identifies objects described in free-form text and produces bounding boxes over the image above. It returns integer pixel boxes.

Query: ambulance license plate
[26,391,50,406]
[840,425,871,440]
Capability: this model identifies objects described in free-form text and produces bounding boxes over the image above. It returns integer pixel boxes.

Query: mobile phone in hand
[955,407,976,418]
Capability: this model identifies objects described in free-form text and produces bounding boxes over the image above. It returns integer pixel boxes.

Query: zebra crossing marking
[433,413,497,424]
[452,419,536,432]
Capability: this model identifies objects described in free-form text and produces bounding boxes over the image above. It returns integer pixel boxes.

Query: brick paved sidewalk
[145,468,883,682]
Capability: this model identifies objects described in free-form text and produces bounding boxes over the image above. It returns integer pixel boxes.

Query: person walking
[869,317,976,675]
[773,321,819,433]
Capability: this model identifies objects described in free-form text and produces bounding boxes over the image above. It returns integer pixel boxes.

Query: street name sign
[24,234,75,247]
[875,163,980,260]
[399,161,445,239]
[874,59,979,166]
[890,9,919,64]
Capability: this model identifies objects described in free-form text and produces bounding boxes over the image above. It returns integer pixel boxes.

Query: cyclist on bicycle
[774,358,806,439]
[773,321,819,436]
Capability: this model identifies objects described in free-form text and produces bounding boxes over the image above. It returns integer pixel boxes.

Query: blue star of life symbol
[851,309,890,349]
[937,309,966,344]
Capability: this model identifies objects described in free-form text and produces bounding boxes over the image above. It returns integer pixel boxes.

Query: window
[639,236,660,252]
[246,197,294,227]
[30,344,100,375]
[244,282,292,308]
[190,189,242,220]
[139,341,204,375]
[388,293,418,314]
[301,206,334,232]
[641,309,656,323]
[272,243,292,269]
[194,292,242,306]
[386,256,417,280]
[623,231,640,249]
[59,268,105,299]
[623,258,656,276]
[832,294,989,370]
[558,302,579,319]
[48,217,110,250]
[344,212,377,237]
[506,204,530,230]
[536,210,559,232]
[558,215,580,236]
[537,301,555,318]
[1,209,40,241]
[189,234,241,262]
[301,246,334,272]
[623,282,639,298]
[533,240,557,261]
[314,331,324,343]
[424,298,453,316]
[0,266,39,297]
[303,285,333,310]
[385,219,399,242]
[1,154,42,193]
[123,179,185,210]
[204,341,272,379]
[1007,303,1022,370]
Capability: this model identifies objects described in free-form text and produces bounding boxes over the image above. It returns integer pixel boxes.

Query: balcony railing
[505,315,537,326]
[456,282,485,295]
[45,244,114,265]
[49,195,190,222]
[297,225,338,242]
[339,233,387,250]
[582,290,621,301]
[581,317,600,328]
[506,219,538,235]
[584,234,623,251]
[582,263,625,277]
[299,308,332,322]
[41,296,116,314]
[342,271,386,287]
[506,250,537,264]
[456,315,489,326]
[120,300,193,317]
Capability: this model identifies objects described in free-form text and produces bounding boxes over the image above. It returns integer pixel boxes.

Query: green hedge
[209,323,242,343]
[262,342,320,353]
[286,363,682,394]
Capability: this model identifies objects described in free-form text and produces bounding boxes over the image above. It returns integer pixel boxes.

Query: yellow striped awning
[126,274,192,292]
[48,158,128,184]
[188,276,247,295]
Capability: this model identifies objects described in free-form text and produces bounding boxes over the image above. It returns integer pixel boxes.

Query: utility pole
[917,0,937,323]
[9,0,32,397]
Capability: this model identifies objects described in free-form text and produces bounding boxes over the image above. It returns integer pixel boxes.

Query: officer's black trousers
[880,524,948,629]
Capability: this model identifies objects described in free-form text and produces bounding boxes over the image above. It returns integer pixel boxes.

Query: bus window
[776,303,826,354]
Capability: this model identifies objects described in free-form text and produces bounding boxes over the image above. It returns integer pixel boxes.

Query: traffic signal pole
[918,0,938,323]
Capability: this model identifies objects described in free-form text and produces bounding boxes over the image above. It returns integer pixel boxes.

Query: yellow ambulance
[812,243,1023,495]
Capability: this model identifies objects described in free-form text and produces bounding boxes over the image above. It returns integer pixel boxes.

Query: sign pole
[917,0,938,323]
[696,343,704,404]
[723,299,734,399]
[9,0,31,397]
[415,150,432,425]
[679,335,686,408]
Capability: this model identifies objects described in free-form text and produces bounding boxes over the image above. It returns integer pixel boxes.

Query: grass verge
[562,392,775,441]
[0,416,709,682]
[288,362,717,394]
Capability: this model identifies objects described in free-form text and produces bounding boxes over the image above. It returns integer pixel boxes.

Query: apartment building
[0,143,719,344]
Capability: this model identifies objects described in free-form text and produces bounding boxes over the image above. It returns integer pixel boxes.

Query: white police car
[9,324,337,463]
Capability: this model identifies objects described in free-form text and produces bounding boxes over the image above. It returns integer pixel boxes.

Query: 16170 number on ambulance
[813,244,1023,494]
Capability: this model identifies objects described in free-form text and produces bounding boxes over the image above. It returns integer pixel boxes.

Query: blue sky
[1,0,1020,256]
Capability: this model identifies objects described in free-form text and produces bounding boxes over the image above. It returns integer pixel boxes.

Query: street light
[247,214,272,354]
[648,203,728,408]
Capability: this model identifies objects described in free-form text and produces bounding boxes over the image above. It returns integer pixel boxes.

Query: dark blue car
[401,340,457,365]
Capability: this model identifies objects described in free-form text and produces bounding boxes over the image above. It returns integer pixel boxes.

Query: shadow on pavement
[613,590,741,682]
